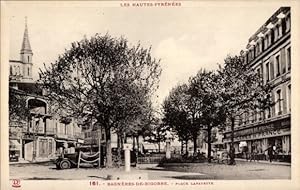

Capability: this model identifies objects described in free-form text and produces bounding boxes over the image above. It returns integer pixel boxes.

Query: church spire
[20,16,33,64]
[20,16,32,55]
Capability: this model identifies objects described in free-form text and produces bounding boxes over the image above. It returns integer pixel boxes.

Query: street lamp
[165,131,172,159]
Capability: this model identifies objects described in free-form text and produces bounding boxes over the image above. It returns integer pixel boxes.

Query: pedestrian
[243,146,249,161]
[273,144,277,161]
[249,146,258,162]
[265,145,274,162]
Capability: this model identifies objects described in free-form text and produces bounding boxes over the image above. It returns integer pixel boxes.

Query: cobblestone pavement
[9,161,290,180]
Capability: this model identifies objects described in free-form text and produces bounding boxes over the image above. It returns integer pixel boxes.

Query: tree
[217,55,272,165]
[188,70,226,162]
[39,34,161,167]
[9,88,30,123]
[162,84,194,154]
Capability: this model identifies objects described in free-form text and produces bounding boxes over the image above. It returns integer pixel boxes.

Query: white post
[166,139,171,159]
[123,143,132,172]
[165,131,172,159]
[98,138,101,169]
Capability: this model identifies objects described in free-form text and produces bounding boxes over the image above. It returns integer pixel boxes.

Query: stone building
[223,7,291,161]
[9,18,84,162]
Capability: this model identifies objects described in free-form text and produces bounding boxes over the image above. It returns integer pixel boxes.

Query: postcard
[1,1,300,190]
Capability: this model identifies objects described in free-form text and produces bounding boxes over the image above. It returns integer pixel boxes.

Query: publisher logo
[12,179,21,188]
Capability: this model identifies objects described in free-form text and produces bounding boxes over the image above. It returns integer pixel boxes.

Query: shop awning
[9,140,21,150]
[55,139,67,143]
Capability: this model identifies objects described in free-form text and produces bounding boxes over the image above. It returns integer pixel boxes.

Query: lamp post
[165,131,172,159]
[123,143,132,172]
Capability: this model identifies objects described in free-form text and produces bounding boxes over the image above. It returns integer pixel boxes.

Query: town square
[1,2,298,190]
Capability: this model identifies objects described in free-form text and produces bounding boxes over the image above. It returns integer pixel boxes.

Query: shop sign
[224,117,290,139]
[223,128,290,142]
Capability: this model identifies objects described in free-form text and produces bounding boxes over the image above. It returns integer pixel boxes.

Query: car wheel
[60,160,71,169]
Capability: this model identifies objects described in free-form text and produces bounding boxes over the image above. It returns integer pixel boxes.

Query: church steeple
[20,16,33,64]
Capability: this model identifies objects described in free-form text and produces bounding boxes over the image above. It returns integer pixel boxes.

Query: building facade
[9,19,84,162]
[222,7,291,161]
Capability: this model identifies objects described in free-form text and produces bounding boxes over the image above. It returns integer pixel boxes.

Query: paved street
[10,161,290,180]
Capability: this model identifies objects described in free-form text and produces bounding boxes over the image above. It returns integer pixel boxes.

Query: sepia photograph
[1,1,299,190]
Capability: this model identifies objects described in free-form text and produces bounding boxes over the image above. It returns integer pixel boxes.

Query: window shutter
[270,56,275,80]
[271,92,276,116]
[282,86,287,114]
[281,48,286,73]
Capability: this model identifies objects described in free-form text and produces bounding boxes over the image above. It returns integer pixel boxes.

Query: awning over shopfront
[55,139,67,143]
[9,140,21,151]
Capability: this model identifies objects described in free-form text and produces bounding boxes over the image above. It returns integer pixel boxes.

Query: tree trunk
[133,135,136,150]
[124,132,127,143]
[193,134,198,154]
[137,136,140,153]
[229,116,236,165]
[105,127,113,167]
[185,139,188,155]
[181,140,184,155]
[117,133,121,167]
[207,127,212,163]
[158,141,161,153]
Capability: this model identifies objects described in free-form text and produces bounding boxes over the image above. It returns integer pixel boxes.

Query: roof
[20,17,32,55]
[247,7,290,45]
[9,60,23,63]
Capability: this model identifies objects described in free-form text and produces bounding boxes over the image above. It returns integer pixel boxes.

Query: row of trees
[162,55,273,164]
[39,34,162,167]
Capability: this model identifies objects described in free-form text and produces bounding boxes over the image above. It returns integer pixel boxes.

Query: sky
[5,1,280,108]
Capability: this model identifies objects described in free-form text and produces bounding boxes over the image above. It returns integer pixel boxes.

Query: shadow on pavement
[88,176,108,180]
[23,177,61,180]
[162,175,216,180]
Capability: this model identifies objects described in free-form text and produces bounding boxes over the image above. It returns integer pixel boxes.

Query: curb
[9,160,54,165]
[235,159,291,166]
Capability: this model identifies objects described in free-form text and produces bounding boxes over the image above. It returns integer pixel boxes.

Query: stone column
[123,144,132,172]
[166,139,171,159]
[165,131,172,159]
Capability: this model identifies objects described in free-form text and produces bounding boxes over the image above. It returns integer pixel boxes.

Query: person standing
[242,146,249,161]
[273,144,277,161]
[265,145,274,162]
[250,146,258,162]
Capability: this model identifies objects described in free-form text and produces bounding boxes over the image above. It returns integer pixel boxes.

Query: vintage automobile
[55,147,137,169]
[55,152,78,169]
[55,147,102,169]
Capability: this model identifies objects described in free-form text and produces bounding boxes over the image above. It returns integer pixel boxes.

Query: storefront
[223,116,291,162]
[9,139,21,162]
[22,134,56,161]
